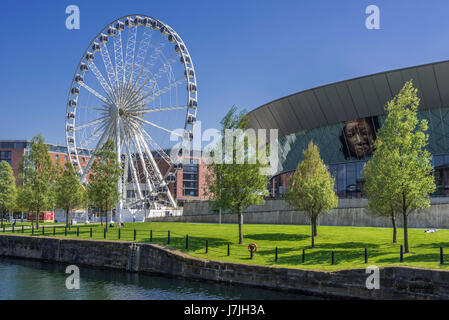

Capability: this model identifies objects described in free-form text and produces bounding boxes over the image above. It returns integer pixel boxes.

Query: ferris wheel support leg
[116,117,123,224]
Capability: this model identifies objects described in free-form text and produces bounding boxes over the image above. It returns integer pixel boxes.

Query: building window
[0,151,12,166]
[55,155,59,161]
[183,159,199,196]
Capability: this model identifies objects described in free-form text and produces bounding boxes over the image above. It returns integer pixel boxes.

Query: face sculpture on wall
[340,116,380,159]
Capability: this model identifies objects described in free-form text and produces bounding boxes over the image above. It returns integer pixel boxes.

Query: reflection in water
[0,257,319,300]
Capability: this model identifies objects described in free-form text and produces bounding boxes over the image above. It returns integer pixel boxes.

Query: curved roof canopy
[247,60,449,138]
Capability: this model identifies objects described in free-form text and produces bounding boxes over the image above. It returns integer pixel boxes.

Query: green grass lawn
[2,221,449,271]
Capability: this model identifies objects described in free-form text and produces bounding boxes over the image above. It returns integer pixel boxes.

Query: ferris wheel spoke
[131,133,155,193]
[114,31,125,87]
[79,82,111,105]
[129,115,183,137]
[140,126,172,165]
[139,77,187,106]
[74,117,108,132]
[133,54,178,103]
[124,26,137,85]
[100,42,117,90]
[136,133,177,207]
[124,119,162,185]
[136,35,167,87]
[133,27,153,83]
[76,105,108,112]
[87,61,113,97]
[78,128,104,150]
[135,105,188,114]
[79,123,113,182]
[124,138,143,201]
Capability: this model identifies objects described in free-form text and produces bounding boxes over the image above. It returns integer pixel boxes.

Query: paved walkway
[1,222,101,232]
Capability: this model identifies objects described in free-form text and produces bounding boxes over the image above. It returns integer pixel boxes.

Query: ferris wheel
[65,15,197,214]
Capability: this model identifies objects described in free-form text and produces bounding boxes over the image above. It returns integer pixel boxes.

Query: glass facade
[0,151,12,166]
[183,159,199,196]
[271,106,449,199]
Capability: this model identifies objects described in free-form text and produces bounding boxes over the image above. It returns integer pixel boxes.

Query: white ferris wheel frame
[65,14,198,214]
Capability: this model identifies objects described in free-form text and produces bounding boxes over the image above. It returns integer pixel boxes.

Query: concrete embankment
[1,234,449,299]
[148,199,449,229]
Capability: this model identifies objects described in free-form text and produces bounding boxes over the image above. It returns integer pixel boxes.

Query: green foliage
[22,134,55,228]
[0,161,17,215]
[363,80,436,253]
[87,139,122,229]
[206,106,269,244]
[285,141,338,247]
[55,162,85,227]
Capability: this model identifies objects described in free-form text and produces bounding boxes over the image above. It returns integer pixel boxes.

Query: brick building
[0,140,208,204]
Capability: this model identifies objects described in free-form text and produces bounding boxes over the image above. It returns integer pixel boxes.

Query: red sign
[27,212,54,222]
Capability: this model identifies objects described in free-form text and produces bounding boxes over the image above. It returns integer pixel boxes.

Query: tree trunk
[403,211,409,253]
[311,216,315,248]
[312,215,318,237]
[66,207,70,228]
[391,213,397,243]
[36,207,39,230]
[238,206,243,245]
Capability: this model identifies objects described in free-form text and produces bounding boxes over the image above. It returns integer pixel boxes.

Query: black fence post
[150,230,153,242]
[2,224,5,233]
[400,245,404,262]
[118,228,121,240]
[32,225,34,235]
[133,229,136,241]
[365,248,368,264]
[186,235,189,249]
[53,226,55,236]
[42,226,44,235]
[104,228,106,239]
[12,225,14,233]
[275,247,278,262]
[64,227,67,236]
[22,225,24,234]
[302,249,305,263]
[331,251,335,265]
[227,243,230,256]
[167,231,170,244]
[441,247,444,265]
[205,240,208,254]
[90,228,92,238]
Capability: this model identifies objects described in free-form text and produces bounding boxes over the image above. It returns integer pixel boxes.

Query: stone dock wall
[1,234,449,299]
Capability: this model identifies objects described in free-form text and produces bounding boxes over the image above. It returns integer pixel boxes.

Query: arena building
[246,60,449,199]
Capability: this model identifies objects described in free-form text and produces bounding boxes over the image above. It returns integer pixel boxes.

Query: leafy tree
[55,162,85,228]
[285,141,338,248]
[0,161,17,226]
[363,167,399,244]
[86,139,122,231]
[363,80,435,253]
[206,106,268,244]
[22,135,55,229]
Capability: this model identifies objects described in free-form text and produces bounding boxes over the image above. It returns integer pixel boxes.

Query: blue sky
[1,0,449,145]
